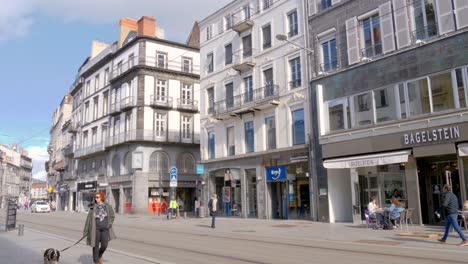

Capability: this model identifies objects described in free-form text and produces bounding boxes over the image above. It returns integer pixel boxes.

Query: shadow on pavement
[387,237,441,244]
[196,225,212,228]
[345,225,368,229]
[78,254,93,264]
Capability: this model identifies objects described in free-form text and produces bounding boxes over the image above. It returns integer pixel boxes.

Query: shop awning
[323,150,411,169]
[458,143,468,157]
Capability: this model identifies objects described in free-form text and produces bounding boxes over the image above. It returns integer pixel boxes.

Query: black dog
[43,248,60,264]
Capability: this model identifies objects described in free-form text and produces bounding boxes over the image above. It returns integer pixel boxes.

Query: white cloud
[0,0,37,42]
[26,145,49,181]
[37,0,232,41]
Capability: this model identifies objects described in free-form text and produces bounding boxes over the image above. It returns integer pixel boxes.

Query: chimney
[12,143,17,151]
[118,18,138,48]
[20,147,24,155]
[90,40,110,59]
[137,16,156,38]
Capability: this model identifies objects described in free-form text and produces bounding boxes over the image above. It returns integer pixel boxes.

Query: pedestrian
[168,197,178,219]
[83,192,116,264]
[438,185,468,246]
[194,197,200,217]
[208,193,219,228]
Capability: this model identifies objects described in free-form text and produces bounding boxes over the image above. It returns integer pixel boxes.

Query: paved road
[6,210,468,264]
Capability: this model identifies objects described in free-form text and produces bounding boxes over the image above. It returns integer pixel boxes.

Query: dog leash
[59,235,86,252]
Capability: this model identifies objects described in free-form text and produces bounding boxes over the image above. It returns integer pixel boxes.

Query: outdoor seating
[364,209,379,229]
[458,210,468,231]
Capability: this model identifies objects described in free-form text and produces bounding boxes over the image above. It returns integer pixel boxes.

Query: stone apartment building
[47,94,73,211]
[307,0,468,223]
[0,144,32,208]
[199,0,312,219]
[66,16,201,214]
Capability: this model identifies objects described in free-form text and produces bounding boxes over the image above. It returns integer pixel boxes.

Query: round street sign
[170,167,177,175]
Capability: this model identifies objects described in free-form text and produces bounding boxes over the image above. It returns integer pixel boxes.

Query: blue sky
[0,0,231,179]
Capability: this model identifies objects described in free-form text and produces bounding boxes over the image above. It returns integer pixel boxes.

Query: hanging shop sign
[402,126,460,146]
[266,166,287,182]
[77,181,97,191]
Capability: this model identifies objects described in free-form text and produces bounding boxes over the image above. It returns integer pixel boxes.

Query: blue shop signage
[266,166,287,182]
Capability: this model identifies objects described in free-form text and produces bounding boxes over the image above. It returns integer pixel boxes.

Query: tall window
[117,61,123,75]
[111,155,120,176]
[149,151,169,174]
[207,87,214,114]
[242,35,253,58]
[321,36,337,72]
[93,97,99,120]
[262,24,272,49]
[154,112,166,137]
[244,121,254,153]
[430,72,455,112]
[84,102,89,123]
[86,81,91,96]
[407,78,430,116]
[156,52,168,69]
[244,76,253,103]
[263,68,274,97]
[91,128,97,145]
[227,126,235,156]
[225,15,232,30]
[225,82,234,109]
[225,43,233,65]
[263,0,273,10]
[181,83,193,105]
[177,153,195,173]
[289,57,301,88]
[292,109,305,145]
[182,116,192,139]
[156,80,167,101]
[94,74,100,92]
[375,86,398,123]
[288,10,298,37]
[206,25,212,41]
[320,0,332,10]
[208,131,215,159]
[182,57,192,73]
[83,131,88,148]
[456,69,466,108]
[123,152,132,175]
[101,127,107,144]
[113,116,120,136]
[265,116,276,150]
[354,92,373,127]
[125,112,132,133]
[361,14,382,57]
[128,53,134,68]
[207,52,214,73]
[103,92,109,115]
[413,0,437,41]
[104,68,109,86]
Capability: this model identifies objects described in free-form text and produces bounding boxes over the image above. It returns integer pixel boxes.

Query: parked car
[30,201,50,213]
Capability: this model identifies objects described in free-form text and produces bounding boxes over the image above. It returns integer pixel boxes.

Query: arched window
[177,152,195,173]
[122,152,132,175]
[111,155,120,177]
[149,151,169,173]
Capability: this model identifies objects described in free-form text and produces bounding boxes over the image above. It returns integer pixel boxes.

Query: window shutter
[308,0,316,16]
[345,17,360,65]
[392,0,411,48]
[454,0,468,29]
[331,0,341,4]
[435,0,455,35]
[379,2,396,54]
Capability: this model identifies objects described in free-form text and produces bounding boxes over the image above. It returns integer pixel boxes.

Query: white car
[31,201,51,213]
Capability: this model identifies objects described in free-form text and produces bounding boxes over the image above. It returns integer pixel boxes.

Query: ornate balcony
[232,7,254,33]
[120,96,136,110]
[232,48,256,73]
[213,84,280,119]
[105,130,200,148]
[176,98,198,112]
[150,95,173,109]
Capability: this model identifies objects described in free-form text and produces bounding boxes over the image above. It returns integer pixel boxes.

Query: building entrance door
[270,182,288,219]
[417,155,461,225]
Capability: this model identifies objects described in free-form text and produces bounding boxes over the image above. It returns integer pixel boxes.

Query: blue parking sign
[170,167,177,175]
[196,164,204,174]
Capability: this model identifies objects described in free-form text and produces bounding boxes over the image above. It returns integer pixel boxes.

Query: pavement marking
[398,232,441,238]
[353,240,402,246]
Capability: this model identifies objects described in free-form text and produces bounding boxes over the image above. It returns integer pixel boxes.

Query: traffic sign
[170,174,177,181]
[170,167,177,175]
[170,167,177,187]
[170,181,177,187]
[196,164,204,174]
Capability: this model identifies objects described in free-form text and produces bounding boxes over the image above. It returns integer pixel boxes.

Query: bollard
[18,224,24,236]
[184,212,187,219]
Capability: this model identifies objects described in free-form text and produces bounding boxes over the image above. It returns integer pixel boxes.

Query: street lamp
[275,34,314,54]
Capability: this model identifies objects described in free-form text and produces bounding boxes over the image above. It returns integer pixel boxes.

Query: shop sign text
[403,126,460,145]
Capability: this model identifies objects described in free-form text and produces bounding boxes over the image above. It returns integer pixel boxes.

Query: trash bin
[198,206,205,218]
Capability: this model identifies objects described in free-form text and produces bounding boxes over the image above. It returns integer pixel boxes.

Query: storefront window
[399,83,407,119]
[456,68,466,108]
[359,163,407,210]
[286,163,310,219]
[375,85,398,123]
[353,92,373,127]
[430,71,454,112]
[407,78,430,117]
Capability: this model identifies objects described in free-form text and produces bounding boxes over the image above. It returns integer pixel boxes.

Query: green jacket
[83,202,117,247]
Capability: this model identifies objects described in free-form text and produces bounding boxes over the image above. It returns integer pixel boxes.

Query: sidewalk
[0,228,170,264]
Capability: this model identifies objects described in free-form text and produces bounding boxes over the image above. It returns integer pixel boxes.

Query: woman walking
[83,192,117,264]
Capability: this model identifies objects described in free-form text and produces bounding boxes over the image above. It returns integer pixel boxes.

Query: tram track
[16,215,468,264]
